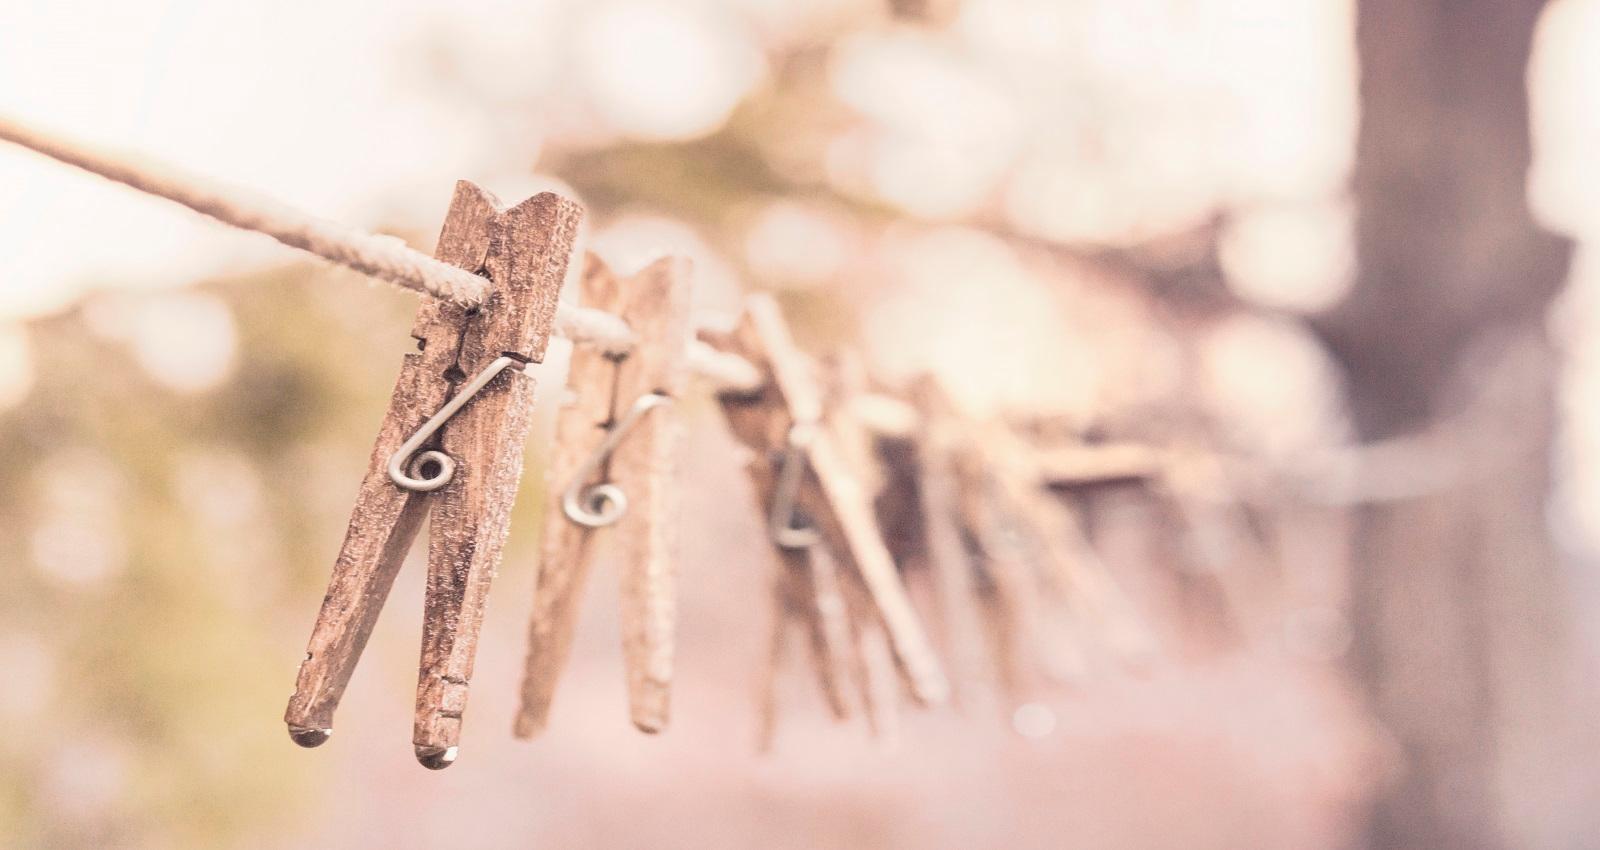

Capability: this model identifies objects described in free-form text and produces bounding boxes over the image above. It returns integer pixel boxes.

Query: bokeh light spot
[578,1,764,141]
[130,292,238,394]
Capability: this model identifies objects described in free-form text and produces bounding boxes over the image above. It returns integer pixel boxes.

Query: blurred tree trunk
[1317,2,1582,848]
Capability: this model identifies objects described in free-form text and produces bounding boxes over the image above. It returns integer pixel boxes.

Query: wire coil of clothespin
[562,392,674,527]
[769,422,823,549]
[387,355,525,492]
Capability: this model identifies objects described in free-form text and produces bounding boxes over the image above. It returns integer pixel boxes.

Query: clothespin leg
[413,363,538,767]
[614,409,683,733]
[756,595,796,752]
[608,258,693,734]
[512,415,607,738]
[802,437,951,707]
[799,547,855,719]
[284,472,429,746]
[916,449,991,707]
[836,565,902,744]
[970,554,1028,703]
[513,259,620,739]
[413,191,581,768]
[758,547,856,749]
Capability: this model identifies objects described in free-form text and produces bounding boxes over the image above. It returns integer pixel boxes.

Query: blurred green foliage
[0,267,438,847]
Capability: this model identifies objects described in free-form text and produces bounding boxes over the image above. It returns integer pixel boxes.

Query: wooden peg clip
[704,295,950,718]
[902,374,1041,702]
[895,374,1168,705]
[514,254,694,738]
[284,180,582,769]
[982,420,1157,668]
[924,377,1155,680]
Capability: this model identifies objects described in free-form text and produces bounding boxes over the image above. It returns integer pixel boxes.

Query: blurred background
[2,0,1598,847]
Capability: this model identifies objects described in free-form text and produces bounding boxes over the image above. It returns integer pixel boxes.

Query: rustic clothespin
[284,180,581,769]
[971,409,1157,672]
[514,253,693,738]
[903,374,1045,702]
[704,295,950,724]
[899,374,1165,706]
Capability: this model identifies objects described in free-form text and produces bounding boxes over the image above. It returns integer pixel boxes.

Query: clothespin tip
[415,744,459,770]
[287,724,332,748]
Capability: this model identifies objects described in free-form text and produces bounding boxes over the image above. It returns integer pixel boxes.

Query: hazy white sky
[1,1,474,314]
[0,0,1358,320]
[0,3,485,317]
[0,0,778,315]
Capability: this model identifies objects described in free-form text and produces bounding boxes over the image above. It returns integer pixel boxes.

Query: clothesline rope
[0,115,760,388]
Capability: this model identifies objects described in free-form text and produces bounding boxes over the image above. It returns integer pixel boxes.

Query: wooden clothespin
[703,295,950,730]
[966,402,1157,673]
[284,181,581,768]
[900,375,1162,707]
[514,253,693,738]
[903,374,1044,703]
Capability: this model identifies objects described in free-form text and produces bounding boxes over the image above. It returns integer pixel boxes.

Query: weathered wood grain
[414,189,582,767]
[514,254,693,738]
